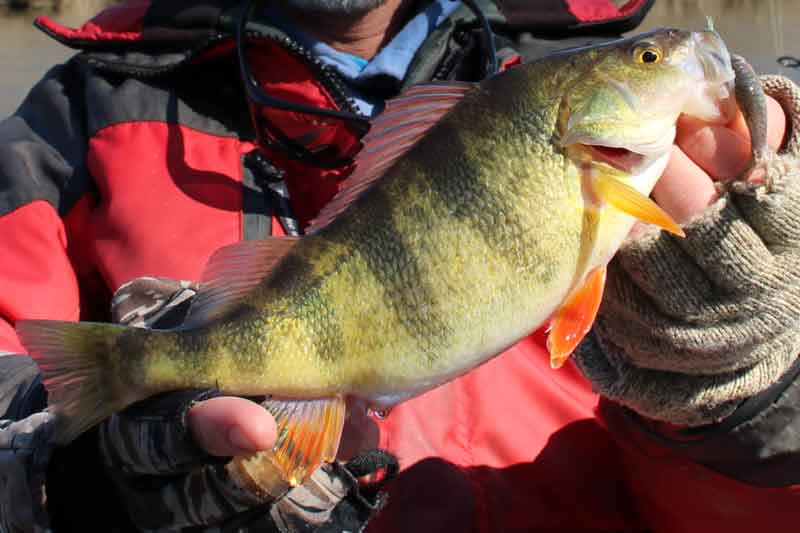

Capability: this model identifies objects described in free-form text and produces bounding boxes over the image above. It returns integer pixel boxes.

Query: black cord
[456,0,498,77]
[234,0,499,168]
[236,0,370,169]
[778,56,800,68]
[236,0,370,126]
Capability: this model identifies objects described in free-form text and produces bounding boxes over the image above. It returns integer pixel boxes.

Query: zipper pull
[244,150,302,237]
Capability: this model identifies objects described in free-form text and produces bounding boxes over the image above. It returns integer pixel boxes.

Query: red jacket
[1,1,799,531]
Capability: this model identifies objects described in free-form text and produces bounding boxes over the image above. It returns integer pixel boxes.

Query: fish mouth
[581,144,650,173]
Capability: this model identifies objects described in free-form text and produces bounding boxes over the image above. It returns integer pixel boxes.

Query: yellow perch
[18,28,736,487]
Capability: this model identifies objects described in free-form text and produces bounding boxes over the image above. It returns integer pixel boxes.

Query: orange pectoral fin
[547,266,607,369]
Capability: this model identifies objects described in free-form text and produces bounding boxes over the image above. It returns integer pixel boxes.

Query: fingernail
[228,426,256,452]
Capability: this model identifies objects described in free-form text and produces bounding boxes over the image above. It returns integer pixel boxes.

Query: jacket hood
[35,0,654,54]
[34,0,237,52]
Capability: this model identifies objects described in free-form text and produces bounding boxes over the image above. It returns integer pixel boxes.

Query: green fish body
[18,28,738,487]
[142,68,588,400]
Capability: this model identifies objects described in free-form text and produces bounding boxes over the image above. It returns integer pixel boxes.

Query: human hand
[575,75,800,427]
[186,396,277,457]
[109,277,279,459]
[652,95,786,223]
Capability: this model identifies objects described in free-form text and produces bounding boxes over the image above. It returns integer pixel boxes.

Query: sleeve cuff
[598,356,800,487]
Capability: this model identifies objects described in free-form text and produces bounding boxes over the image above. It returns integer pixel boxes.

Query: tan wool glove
[575,75,800,427]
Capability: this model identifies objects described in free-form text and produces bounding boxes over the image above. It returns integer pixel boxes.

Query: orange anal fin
[234,396,347,488]
[547,267,607,369]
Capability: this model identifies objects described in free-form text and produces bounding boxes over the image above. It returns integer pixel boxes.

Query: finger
[675,114,751,181]
[187,396,277,457]
[728,95,787,151]
[652,145,718,224]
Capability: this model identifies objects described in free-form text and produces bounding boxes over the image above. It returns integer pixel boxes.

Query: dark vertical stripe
[267,180,302,237]
[329,188,451,364]
[416,120,558,286]
[265,250,348,364]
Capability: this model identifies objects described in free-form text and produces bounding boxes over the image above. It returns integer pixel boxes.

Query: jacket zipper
[248,32,361,116]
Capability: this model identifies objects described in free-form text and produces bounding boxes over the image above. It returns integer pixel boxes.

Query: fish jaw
[582,150,673,270]
[559,28,736,163]
[680,30,737,124]
[550,28,739,272]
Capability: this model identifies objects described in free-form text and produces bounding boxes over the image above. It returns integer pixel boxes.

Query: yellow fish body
[18,28,736,487]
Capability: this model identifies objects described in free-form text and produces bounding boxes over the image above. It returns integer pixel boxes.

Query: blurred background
[0,0,798,117]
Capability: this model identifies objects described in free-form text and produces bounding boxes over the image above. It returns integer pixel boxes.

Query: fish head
[559,28,736,175]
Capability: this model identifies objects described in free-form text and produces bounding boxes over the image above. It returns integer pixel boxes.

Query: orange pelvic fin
[547,266,607,369]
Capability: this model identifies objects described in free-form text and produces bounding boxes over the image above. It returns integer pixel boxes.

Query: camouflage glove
[100,277,393,531]
[0,411,55,533]
[575,75,800,426]
[0,352,52,533]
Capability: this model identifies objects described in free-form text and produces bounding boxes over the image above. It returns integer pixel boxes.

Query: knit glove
[575,75,800,427]
[98,277,393,531]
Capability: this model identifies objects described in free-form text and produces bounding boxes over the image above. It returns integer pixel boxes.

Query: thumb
[187,396,278,457]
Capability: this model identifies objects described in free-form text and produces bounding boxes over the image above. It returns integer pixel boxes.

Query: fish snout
[680,31,737,123]
[693,30,734,84]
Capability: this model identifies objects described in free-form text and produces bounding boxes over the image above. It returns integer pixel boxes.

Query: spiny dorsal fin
[307,81,477,233]
[183,237,300,328]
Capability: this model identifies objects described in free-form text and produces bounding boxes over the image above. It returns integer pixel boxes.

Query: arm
[0,61,88,354]
[0,64,390,531]
[575,75,800,522]
[0,59,129,531]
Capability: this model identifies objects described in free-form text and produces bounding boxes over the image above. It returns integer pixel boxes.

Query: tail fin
[16,320,134,445]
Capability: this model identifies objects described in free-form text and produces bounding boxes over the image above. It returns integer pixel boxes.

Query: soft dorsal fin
[183,237,300,328]
[307,81,477,233]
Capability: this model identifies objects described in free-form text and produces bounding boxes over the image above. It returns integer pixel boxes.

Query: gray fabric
[0,356,45,422]
[78,57,251,141]
[242,153,275,241]
[0,412,56,532]
[575,75,800,426]
[0,61,89,218]
[0,356,52,533]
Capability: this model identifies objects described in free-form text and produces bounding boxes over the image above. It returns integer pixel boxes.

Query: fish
[17,28,737,489]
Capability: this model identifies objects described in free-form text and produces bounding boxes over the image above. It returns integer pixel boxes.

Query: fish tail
[16,319,140,444]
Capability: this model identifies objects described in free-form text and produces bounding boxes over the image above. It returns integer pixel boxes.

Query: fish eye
[632,43,663,64]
